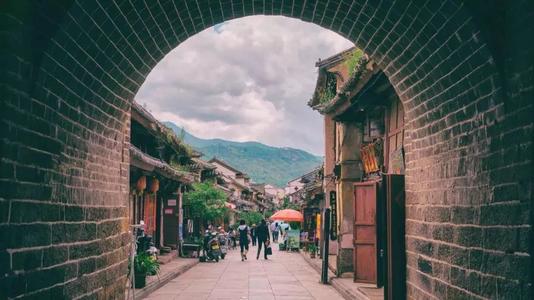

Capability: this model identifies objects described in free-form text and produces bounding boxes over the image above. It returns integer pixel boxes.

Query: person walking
[237,220,250,261]
[256,219,270,260]
[251,224,257,246]
[272,222,279,243]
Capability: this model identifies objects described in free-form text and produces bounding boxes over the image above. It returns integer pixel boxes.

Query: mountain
[164,122,323,187]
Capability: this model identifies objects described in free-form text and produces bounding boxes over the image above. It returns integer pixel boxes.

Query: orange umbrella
[270,209,304,222]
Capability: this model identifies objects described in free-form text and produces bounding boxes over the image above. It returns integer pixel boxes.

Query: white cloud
[136,16,353,155]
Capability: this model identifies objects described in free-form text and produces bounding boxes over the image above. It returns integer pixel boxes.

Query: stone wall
[402,1,533,298]
[0,2,132,299]
[0,1,531,299]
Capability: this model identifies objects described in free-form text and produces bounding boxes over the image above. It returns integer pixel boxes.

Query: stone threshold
[300,252,382,300]
[125,257,199,299]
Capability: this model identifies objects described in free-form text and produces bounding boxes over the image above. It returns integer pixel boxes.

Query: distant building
[209,158,259,213]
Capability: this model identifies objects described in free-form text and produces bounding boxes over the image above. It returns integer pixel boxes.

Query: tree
[183,182,228,226]
[238,211,264,226]
[263,209,274,219]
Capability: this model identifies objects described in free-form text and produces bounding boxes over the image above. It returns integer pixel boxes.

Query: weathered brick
[25,262,78,293]
[10,201,63,223]
[454,226,482,248]
[0,224,51,249]
[1,273,27,298]
[450,206,475,224]
[482,227,517,252]
[42,246,69,267]
[0,199,9,223]
[417,256,433,275]
[12,249,42,271]
[97,219,122,239]
[64,205,84,221]
[69,240,101,260]
[51,222,97,243]
[79,257,97,276]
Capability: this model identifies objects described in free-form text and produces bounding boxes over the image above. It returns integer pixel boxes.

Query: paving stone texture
[145,246,344,300]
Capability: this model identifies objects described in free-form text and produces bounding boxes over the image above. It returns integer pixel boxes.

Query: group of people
[237,219,271,261]
[206,219,292,261]
[270,221,291,245]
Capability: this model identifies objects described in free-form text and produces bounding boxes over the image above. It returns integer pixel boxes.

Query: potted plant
[133,253,160,288]
[308,244,317,259]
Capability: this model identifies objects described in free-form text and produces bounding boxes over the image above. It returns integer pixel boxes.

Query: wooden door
[163,199,179,248]
[385,174,406,300]
[353,181,378,283]
[143,194,156,236]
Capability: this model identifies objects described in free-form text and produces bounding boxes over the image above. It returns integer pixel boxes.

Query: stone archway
[1,1,532,299]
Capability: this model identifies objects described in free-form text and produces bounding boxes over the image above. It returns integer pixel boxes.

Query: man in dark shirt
[250,224,257,246]
[256,219,270,260]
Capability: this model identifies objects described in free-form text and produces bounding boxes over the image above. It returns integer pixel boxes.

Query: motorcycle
[199,231,221,262]
[218,233,228,260]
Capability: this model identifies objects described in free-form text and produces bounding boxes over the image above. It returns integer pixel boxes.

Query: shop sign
[316,214,321,240]
[361,143,379,174]
[329,191,337,240]
[167,199,177,206]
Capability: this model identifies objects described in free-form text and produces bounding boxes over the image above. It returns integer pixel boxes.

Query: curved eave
[130,145,196,184]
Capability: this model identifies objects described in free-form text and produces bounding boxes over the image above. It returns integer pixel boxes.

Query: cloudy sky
[136,16,353,155]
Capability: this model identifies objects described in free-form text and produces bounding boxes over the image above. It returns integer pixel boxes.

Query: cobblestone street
[145,246,345,300]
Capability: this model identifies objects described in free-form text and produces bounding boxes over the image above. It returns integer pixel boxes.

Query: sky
[136,16,353,155]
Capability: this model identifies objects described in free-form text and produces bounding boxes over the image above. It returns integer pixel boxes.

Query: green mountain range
[164,122,323,187]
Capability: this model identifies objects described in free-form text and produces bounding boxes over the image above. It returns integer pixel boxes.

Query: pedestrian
[251,224,257,246]
[272,223,279,243]
[256,219,270,260]
[237,220,250,261]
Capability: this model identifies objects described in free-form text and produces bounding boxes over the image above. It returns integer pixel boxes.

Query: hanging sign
[167,199,177,206]
[164,208,173,214]
[329,191,337,240]
[316,213,321,240]
[361,143,380,174]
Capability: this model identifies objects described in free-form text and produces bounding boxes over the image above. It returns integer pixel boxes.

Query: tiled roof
[130,145,196,183]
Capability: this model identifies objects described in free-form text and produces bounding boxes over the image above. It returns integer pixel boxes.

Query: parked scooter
[218,233,228,260]
[199,231,221,262]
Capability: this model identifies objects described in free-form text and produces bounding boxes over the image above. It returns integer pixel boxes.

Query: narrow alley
[144,246,344,300]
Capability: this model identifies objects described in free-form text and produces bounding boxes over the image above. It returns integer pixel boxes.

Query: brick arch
[1,1,532,299]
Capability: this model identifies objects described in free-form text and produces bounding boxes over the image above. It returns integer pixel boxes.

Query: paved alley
[144,245,345,300]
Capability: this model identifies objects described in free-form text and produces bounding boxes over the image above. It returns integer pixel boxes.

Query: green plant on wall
[318,73,337,104]
[345,48,364,77]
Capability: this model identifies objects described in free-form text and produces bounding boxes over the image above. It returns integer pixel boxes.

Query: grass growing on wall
[346,48,365,77]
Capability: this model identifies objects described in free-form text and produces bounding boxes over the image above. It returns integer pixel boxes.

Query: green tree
[183,182,228,226]
[263,209,274,219]
[238,211,264,226]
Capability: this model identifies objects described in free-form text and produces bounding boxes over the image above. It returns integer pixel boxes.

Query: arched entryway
[1,1,531,299]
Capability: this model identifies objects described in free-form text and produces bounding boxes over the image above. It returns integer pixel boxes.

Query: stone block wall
[399,1,533,298]
[0,2,132,298]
